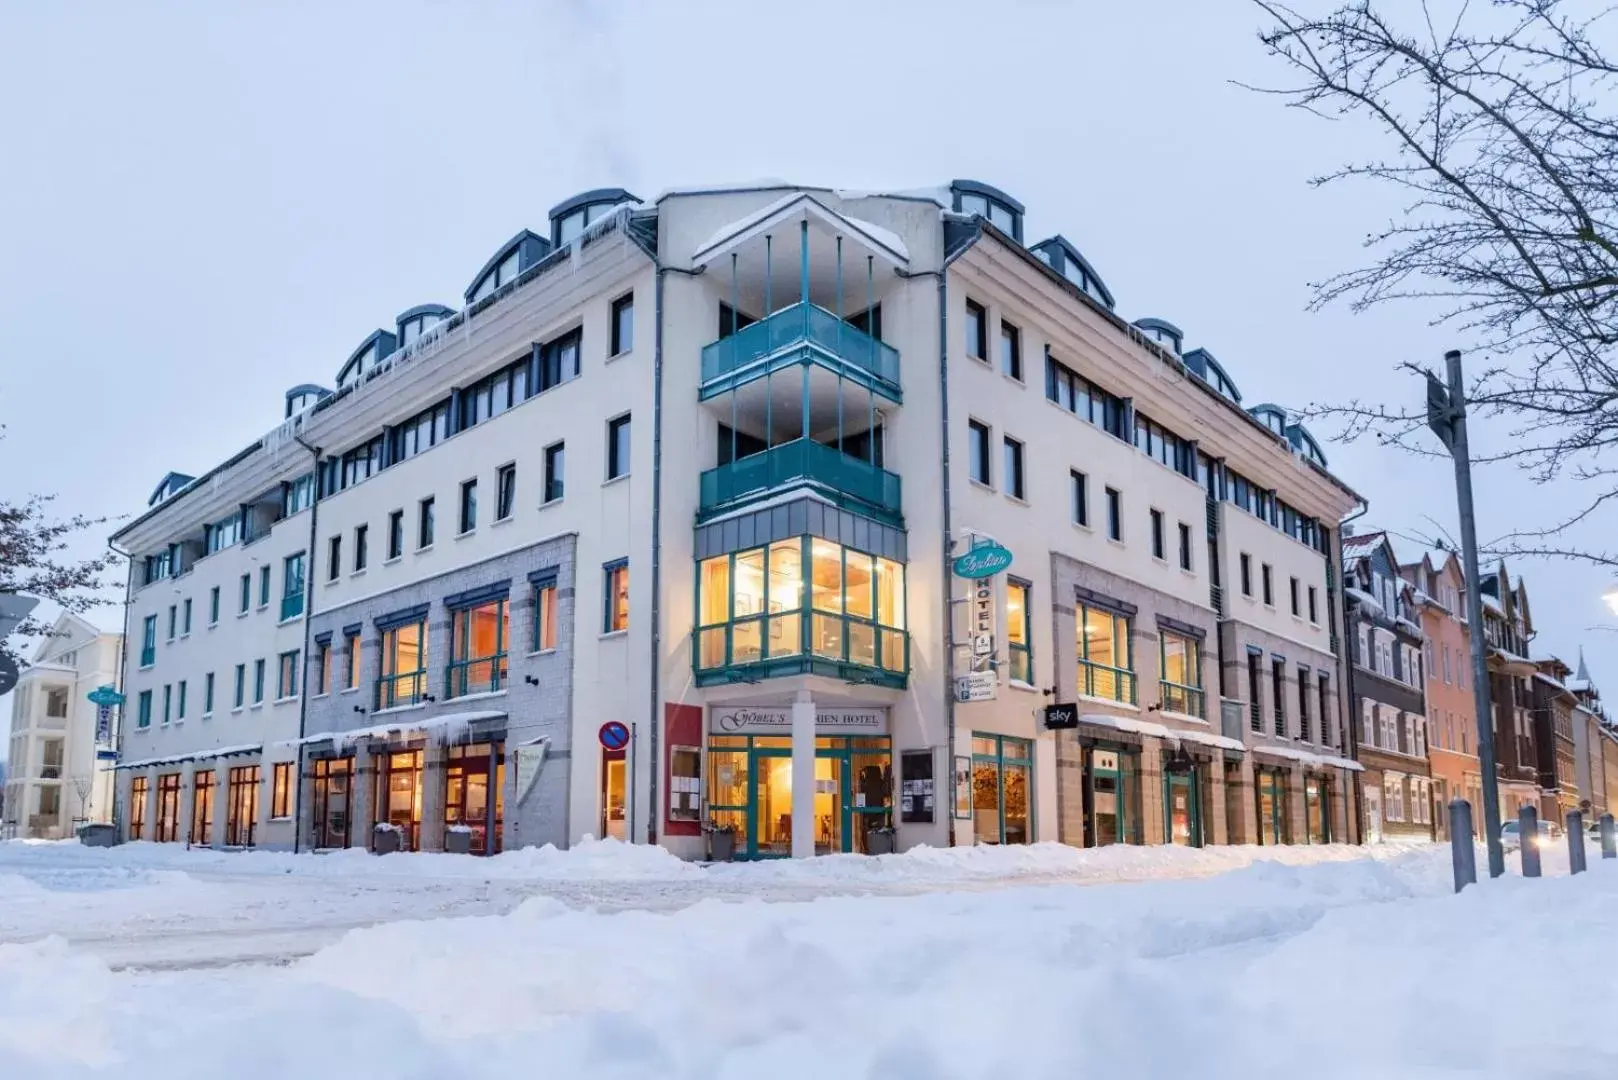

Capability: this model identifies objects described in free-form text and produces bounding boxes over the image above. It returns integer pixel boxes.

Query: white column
[791,690,816,858]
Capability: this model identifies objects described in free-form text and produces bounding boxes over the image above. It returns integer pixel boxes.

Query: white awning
[1251,744,1365,773]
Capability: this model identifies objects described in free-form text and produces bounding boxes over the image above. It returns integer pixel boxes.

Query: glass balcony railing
[280,592,305,621]
[699,439,902,524]
[699,302,901,399]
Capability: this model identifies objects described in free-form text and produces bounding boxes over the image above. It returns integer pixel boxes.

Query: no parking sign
[598,721,630,751]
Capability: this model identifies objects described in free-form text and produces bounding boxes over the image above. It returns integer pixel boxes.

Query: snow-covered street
[3,839,1615,1078]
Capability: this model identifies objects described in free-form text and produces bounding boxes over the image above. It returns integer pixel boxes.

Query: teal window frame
[376,620,428,709]
[233,664,245,708]
[182,599,192,635]
[1158,629,1204,718]
[167,605,176,640]
[1007,578,1032,685]
[281,552,306,621]
[258,566,271,607]
[970,733,1035,845]
[1086,745,1141,846]
[253,659,266,704]
[694,536,908,684]
[209,586,220,625]
[239,574,251,614]
[1077,603,1135,703]
[1256,768,1287,845]
[140,615,157,667]
[1163,768,1203,847]
[162,684,171,724]
[447,598,509,698]
[137,690,152,729]
[203,672,215,714]
[177,679,187,720]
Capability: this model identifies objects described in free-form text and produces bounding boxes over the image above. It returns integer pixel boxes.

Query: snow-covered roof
[298,709,507,751]
[1534,671,1572,694]
[1342,533,1385,561]
[1344,587,1385,616]
[690,191,910,266]
[1251,745,1365,772]
[115,743,262,771]
[1077,712,1245,754]
[1481,594,1504,615]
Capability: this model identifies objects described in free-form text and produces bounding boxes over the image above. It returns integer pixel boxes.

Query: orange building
[1402,550,1482,836]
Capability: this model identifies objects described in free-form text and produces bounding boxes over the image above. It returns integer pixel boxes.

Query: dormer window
[950,180,1024,242]
[401,314,439,346]
[555,203,622,245]
[548,188,638,247]
[471,250,522,305]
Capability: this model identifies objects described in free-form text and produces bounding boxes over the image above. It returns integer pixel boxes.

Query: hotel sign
[710,706,888,736]
[953,542,1013,579]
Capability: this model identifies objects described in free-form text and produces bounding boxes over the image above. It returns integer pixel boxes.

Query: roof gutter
[290,434,323,854]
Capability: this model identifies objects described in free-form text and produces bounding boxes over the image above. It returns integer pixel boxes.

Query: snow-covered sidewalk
[1,839,1612,1078]
[0,838,1424,969]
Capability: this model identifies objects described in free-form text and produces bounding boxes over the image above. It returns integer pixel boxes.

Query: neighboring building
[1343,532,1433,842]
[1568,652,1609,819]
[109,179,1363,859]
[1530,657,1581,825]
[3,613,122,838]
[1477,565,1542,822]
[1400,548,1481,837]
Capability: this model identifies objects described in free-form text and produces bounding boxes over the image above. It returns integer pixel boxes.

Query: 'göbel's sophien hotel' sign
[710,706,888,736]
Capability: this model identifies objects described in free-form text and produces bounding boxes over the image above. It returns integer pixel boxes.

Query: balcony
[699,440,902,527]
[699,303,901,403]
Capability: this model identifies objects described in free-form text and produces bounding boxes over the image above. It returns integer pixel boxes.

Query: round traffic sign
[598,721,631,751]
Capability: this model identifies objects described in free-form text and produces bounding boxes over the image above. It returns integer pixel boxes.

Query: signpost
[955,672,996,703]
[1425,350,1505,879]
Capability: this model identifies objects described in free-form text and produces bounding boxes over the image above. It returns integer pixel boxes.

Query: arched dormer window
[395,303,455,348]
[336,329,398,390]
[950,180,1024,242]
[548,188,638,247]
[1250,403,1289,437]
[284,383,331,419]
[1028,235,1116,311]
[465,230,552,306]
[1287,423,1329,468]
[1182,348,1243,404]
[1133,317,1184,355]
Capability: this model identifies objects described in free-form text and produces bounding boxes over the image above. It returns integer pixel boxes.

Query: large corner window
[1077,604,1134,703]
[448,598,509,698]
[696,538,906,679]
[377,618,427,709]
[1159,630,1203,718]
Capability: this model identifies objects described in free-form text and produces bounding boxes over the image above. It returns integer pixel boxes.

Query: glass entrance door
[1165,771,1200,846]
[601,748,627,841]
[1087,747,1137,846]
[190,770,214,845]
[377,750,422,851]
[445,742,503,855]
[709,735,892,858]
[312,756,352,849]
[1256,769,1286,845]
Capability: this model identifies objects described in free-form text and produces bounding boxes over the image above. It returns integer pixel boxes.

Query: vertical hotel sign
[952,540,1012,703]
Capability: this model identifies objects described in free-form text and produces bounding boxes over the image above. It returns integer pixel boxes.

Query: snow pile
[6,851,1614,1077]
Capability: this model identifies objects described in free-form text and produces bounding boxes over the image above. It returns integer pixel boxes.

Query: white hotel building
[110,180,1365,858]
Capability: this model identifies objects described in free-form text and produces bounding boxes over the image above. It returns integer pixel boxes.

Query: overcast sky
[3,0,1612,756]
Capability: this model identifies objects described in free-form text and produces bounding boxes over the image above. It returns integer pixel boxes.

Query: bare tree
[1250,0,1618,564]
[1,425,120,664]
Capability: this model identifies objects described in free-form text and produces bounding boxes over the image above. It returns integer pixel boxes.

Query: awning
[286,709,507,751]
[114,743,263,771]
[1079,713,1245,754]
[1251,744,1364,773]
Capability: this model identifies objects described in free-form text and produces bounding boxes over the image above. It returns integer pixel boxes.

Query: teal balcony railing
[699,302,901,401]
[699,439,902,525]
[280,592,305,621]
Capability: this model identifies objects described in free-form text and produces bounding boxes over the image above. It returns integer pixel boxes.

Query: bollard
[1519,804,1542,878]
[1567,810,1587,875]
[1602,813,1616,860]
[1449,798,1477,893]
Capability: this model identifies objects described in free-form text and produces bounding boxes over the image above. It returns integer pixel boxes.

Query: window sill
[384,556,402,567]
[231,707,244,715]
[1072,520,1093,533]
[250,703,264,711]
[492,515,514,528]
[1008,680,1039,693]
[600,629,629,640]
[180,633,190,641]
[274,695,299,706]
[455,530,476,541]
[339,686,360,695]
[237,611,250,620]
[138,664,154,672]
[350,569,367,579]
[173,718,185,726]
[208,623,218,631]
[257,605,270,614]
[417,545,435,555]
[540,497,564,510]
[1076,693,1140,712]
[526,647,559,658]
[603,474,631,489]
[269,816,292,823]
[968,478,995,495]
[371,702,427,717]
[200,713,213,721]
[445,689,508,705]
[608,347,632,362]
[1152,555,1169,567]
[1002,370,1025,387]
[1106,537,1126,549]
[277,615,304,627]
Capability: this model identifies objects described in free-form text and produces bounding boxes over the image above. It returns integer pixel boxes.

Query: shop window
[533,578,558,652]
[1087,746,1141,846]
[445,742,504,855]
[156,773,182,842]
[1256,770,1287,844]
[312,757,353,849]
[971,734,1033,845]
[449,598,510,697]
[1077,603,1134,703]
[226,765,260,847]
[191,770,214,844]
[1164,767,1202,847]
[129,777,148,840]
[271,762,293,819]
[1159,630,1203,717]
[1305,776,1330,844]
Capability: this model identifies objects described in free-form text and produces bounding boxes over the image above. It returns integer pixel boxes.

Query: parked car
[1501,820,1554,853]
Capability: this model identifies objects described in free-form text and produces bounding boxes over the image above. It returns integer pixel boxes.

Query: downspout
[291,436,323,854]
[1337,497,1369,842]
[935,269,957,845]
[107,539,133,835]
[648,263,665,846]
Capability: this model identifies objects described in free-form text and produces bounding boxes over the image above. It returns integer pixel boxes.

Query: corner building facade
[110,179,1363,858]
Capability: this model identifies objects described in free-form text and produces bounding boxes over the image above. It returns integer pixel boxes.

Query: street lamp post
[1426,350,1506,879]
